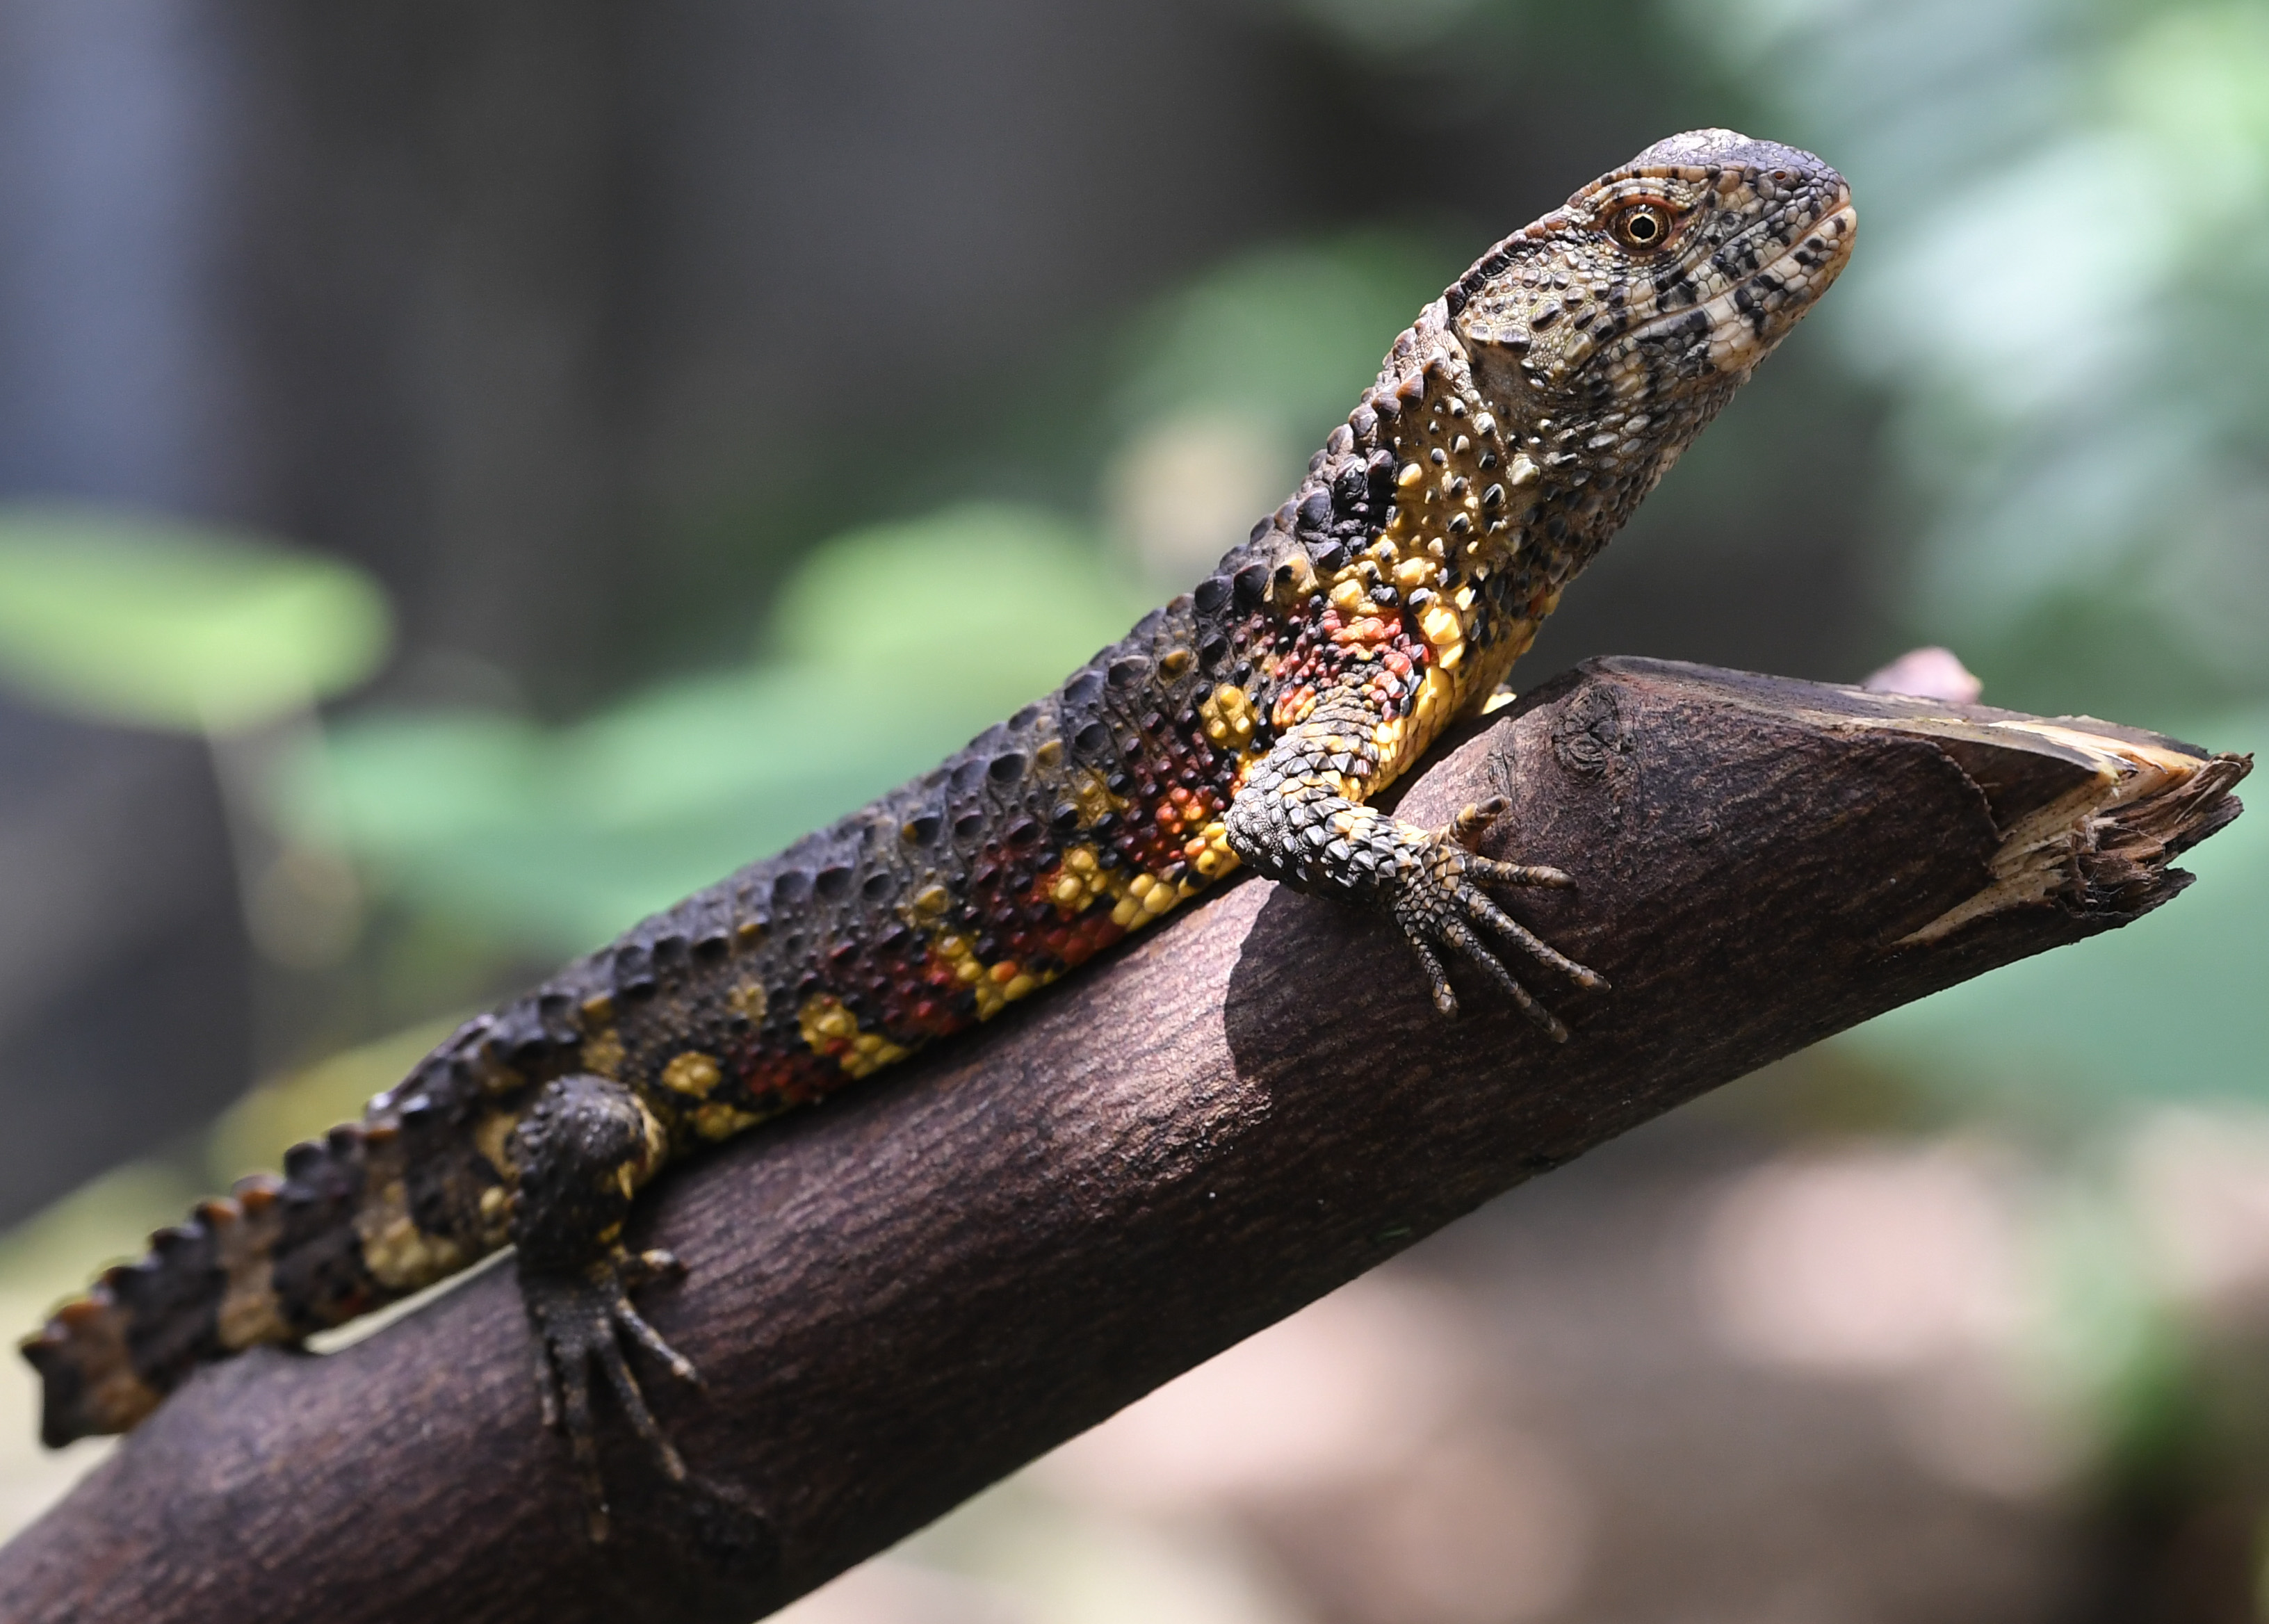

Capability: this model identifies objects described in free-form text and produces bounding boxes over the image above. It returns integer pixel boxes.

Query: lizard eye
[1608,202,1673,252]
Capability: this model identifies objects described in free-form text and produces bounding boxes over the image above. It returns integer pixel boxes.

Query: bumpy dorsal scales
[23,130,1855,1536]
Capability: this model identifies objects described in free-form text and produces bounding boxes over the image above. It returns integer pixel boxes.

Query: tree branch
[1,658,2249,1624]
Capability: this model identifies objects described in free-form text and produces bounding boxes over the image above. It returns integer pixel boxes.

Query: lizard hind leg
[509,1073,702,1541]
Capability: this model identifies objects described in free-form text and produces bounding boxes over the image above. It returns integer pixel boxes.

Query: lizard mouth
[1754,190,1858,303]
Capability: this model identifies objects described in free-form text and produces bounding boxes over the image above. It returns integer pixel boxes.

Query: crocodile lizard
[22,129,1854,1536]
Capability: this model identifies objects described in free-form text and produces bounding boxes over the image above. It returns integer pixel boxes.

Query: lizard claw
[522,1250,701,1540]
[622,1246,690,1290]
[1392,809,1605,1039]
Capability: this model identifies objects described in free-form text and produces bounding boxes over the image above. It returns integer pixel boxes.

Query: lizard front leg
[510,1073,701,1540]
[1223,679,1605,1039]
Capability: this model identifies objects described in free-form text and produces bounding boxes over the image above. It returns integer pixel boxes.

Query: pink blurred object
[1862,647,1982,704]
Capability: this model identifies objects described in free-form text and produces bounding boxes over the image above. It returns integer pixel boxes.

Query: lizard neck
[1290,326,1571,787]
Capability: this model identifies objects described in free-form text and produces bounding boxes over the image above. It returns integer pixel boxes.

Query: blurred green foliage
[282,236,1444,955]
[1632,0,2269,1122]
[0,506,390,734]
[1684,0,2269,719]
[1106,233,1456,465]
[282,506,1153,952]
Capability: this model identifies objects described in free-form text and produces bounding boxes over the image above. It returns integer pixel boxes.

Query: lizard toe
[615,1295,704,1391]
[1446,795,1511,847]
[522,1249,701,1536]
[624,1247,690,1288]
[1465,854,1577,889]
[538,1321,610,1539]
[1436,917,1568,1042]
[1460,882,1609,993]
[1390,831,1598,1036]
[1404,928,1461,1019]
[593,1331,689,1484]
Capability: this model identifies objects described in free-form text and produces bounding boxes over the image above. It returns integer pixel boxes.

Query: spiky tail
[20,1117,441,1445]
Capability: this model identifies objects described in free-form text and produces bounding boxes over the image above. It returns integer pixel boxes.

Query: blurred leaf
[765,503,1146,687]
[284,503,1150,952]
[309,710,546,845]
[1682,0,2269,706]
[0,506,391,733]
[1111,234,1458,462]
[1095,235,1459,585]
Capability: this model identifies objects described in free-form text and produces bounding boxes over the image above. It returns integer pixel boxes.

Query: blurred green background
[0,0,2264,1618]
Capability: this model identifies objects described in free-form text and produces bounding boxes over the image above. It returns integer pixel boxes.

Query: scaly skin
[22,129,1854,1536]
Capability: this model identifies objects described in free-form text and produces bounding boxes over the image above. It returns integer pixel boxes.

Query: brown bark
[0,658,2249,1624]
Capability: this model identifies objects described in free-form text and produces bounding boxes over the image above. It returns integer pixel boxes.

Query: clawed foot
[1393,797,1607,1040]
[522,1247,704,1541]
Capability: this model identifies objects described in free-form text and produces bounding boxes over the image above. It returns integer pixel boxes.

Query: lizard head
[1447,129,1855,554]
